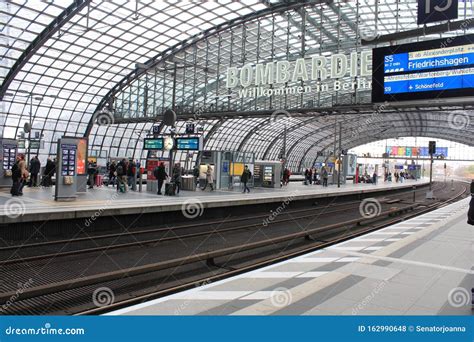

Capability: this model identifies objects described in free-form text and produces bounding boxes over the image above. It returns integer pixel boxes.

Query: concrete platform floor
[108,197,473,316]
[0,178,429,224]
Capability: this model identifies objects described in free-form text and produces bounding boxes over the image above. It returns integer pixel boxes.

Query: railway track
[0,181,468,315]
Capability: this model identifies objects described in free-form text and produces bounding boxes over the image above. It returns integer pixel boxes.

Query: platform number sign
[417,0,458,24]
[185,123,195,134]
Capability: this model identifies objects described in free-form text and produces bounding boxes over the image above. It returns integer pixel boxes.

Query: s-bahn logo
[226,51,372,98]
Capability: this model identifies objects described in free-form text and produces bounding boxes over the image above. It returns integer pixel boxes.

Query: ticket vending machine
[255,161,282,188]
[0,139,18,188]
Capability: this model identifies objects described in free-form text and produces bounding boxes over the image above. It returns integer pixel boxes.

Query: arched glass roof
[1,0,473,171]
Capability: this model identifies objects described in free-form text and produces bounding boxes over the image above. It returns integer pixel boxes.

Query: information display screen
[3,144,17,170]
[61,144,77,176]
[175,137,201,151]
[144,138,164,150]
[372,34,474,102]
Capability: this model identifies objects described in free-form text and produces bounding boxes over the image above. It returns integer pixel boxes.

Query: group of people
[10,155,56,196]
[104,159,140,193]
[152,162,186,195]
[383,171,411,183]
[303,167,329,187]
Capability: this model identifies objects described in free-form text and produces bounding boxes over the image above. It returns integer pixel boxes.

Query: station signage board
[175,137,202,151]
[144,138,164,150]
[417,0,458,24]
[372,34,474,102]
[226,51,372,98]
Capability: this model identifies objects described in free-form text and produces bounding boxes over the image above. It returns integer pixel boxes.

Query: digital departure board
[144,138,164,150]
[175,137,202,151]
[372,34,474,102]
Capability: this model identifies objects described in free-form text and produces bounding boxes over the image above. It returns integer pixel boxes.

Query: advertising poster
[76,138,87,175]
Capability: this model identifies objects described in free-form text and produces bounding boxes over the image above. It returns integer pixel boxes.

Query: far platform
[109,197,473,316]
[0,178,429,224]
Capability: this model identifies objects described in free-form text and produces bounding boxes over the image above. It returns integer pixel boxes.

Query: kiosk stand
[0,139,18,188]
[54,137,79,201]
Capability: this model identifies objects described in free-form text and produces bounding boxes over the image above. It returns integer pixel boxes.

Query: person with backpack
[241,165,251,193]
[28,156,41,187]
[322,167,328,187]
[153,162,168,195]
[116,159,127,192]
[172,163,183,194]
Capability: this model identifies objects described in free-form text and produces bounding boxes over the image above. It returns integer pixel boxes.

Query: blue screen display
[383,43,474,95]
[176,138,200,150]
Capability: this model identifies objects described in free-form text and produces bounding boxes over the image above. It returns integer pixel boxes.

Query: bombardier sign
[226,51,372,98]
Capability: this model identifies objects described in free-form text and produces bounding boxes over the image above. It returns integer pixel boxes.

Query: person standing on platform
[127,159,136,190]
[172,163,183,194]
[372,171,377,185]
[28,156,41,187]
[193,165,200,188]
[322,167,328,187]
[42,157,55,187]
[400,171,405,183]
[87,161,97,189]
[116,159,127,192]
[15,154,28,196]
[241,165,251,193]
[154,162,167,195]
[10,155,22,196]
[468,180,474,225]
[108,161,116,187]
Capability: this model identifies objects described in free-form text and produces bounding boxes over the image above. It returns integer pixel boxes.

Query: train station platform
[0,179,429,225]
[109,196,473,316]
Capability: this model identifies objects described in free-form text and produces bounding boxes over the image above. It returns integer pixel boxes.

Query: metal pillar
[337,122,342,188]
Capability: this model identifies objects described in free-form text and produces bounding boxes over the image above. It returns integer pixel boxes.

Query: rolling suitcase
[165,182,175,196]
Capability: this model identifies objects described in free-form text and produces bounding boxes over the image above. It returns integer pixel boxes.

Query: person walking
[322,167,328,187]
[241,165,251,193]
[202,164,214,191]
[154,162,168,195]
[28,156,41,187]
